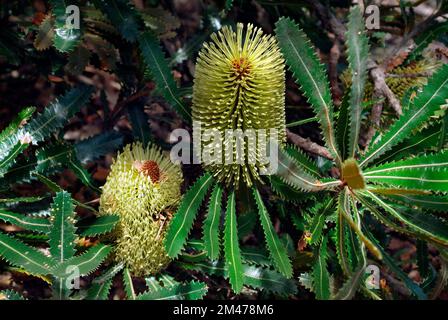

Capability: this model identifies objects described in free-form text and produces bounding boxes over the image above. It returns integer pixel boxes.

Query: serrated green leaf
[0,208,51,233]
[49,191,76,263]
[181,260,297,295]
[202,183,223,260]
[253,188,292,278]
[364,228,427,300]
[332,264,364,300]
[86,278,112,300]
[336,196,351,275]
[77,215,119,237]
[408,20,448,61]
[49,0,81,52]
[338,188,382,260]
[0,107,34,153]
[312,236,330,300]
[137,280,207,300]
[138,31,191,122]
[224,191,243,293]
[360,64,448,167]
[242,264,297,296]
[127,102,152,146]
[362,190,448,246]
[276,147,341,192]
[346,6,369,158]
[165,173,214,258]
[375,122,443,165]
[285,145,321,177]
[0,141,30,178]
[25,85,93,144]
[34,14,55,51]
[92,0,141,42]
[0,196,46,204]
[364,151,448,192]
[307,198,334,245]
[275,17,340,163]
[268,175,312,203]
[93,263,124,285]
[0,107,35,176]
[241,246,271,267]
[66,44,91,75]
[0,232,55,275]
[75,131,123,164]
[51,244,112,277]
[387,193,448,213]
[123,268,136,300]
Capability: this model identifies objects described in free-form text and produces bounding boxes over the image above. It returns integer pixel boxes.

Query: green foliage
[181,259,298,296]
[275,17,340,163]
[49,0,81,52]
[223,191,244,293]
[165,173,215,258]
[49,191,76,262]
[76,215,119,237]
[0,192,115,299]
[202,183,223,261]
[138,32,191,122]
[360,64,448,167]
[253,188,292,278]
[0,208,51,233]
[345,6,369,158]
[312,236,330,300]
[273,9,448,300]
[92,0,141,42]
[137,279,207,300]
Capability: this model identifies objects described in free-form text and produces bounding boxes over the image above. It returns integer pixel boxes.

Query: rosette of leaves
[164,23,295,295]
[99,142,183,276]
[0,191,118,300]
[272,7,448,299]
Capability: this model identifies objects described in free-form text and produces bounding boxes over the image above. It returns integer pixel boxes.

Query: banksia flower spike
[100,142,183,276]
[192,23,286,188]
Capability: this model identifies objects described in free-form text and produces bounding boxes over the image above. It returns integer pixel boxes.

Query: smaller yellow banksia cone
[99,142,183,276]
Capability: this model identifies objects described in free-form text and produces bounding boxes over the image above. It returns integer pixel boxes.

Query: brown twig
[286,129,334,160]
[369,62,403,116]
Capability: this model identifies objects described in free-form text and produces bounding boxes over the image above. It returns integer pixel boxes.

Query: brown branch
[286,129,334,160]
[369,62,403,116]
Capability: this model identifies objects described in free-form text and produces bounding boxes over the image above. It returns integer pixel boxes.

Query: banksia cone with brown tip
[99,143,183,276]
[192,23,286,188]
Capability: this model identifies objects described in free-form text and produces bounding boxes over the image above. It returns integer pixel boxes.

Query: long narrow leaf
[253,187,292,278]
[224,191,244,293]
[165,173,214,258]
[275,17,341,163]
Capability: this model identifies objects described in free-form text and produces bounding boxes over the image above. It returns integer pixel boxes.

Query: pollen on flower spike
[134,160,160,183]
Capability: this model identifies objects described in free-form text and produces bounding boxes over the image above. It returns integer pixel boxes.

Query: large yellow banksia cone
[99,143,183,276]
[192,23,286,188]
